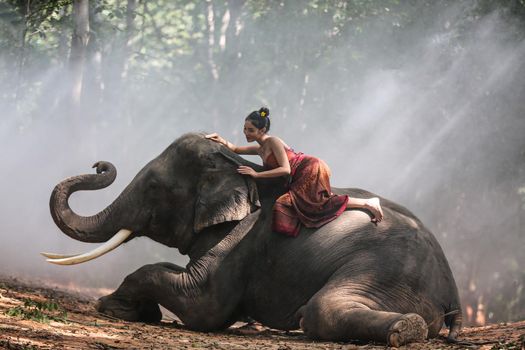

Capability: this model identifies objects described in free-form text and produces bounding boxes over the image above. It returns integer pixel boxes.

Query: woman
[206,107,383,237]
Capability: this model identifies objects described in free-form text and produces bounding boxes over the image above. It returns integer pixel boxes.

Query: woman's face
[243,120,265,142]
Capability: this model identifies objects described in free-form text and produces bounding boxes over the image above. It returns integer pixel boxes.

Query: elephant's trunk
[49,161,135,243]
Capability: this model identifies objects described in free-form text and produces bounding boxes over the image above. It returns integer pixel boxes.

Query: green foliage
[2,0,524,117]
[5,298,68,324]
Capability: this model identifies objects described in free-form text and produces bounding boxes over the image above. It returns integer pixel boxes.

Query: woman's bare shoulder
[267,136,290,149]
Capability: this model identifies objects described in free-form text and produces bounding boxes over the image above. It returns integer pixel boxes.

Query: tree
[69,0,90,110]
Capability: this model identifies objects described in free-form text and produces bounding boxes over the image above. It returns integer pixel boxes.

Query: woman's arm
[237,137,291,178]
[234,145,260,155]
[205,133,259,155]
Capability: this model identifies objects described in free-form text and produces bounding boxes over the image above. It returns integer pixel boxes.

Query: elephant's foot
[95,294,162,323]
[387,313,428,347]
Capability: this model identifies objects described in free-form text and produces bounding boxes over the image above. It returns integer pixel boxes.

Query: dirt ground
[1,276,524,350]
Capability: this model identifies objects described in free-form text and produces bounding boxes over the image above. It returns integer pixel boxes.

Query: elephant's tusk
[40,252,78,259]
[42,229,132,265]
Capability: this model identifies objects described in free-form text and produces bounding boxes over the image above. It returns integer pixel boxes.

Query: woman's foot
[364,197,383,222]
[346,197,384,223]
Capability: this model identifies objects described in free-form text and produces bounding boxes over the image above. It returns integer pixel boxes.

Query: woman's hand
[237,166,258,178]
[205,133,227,146]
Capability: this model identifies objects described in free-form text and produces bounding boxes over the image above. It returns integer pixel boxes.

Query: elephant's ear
[194,150,261,233]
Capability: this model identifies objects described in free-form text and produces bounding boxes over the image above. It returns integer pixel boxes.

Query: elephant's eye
[168,180,187,194]
[149,180,159,187]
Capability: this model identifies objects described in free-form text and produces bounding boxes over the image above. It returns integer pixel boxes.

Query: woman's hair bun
[259,107,270,118]
[245,106,271,132]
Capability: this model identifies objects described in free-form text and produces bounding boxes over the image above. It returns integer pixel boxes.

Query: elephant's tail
[444,308,462,343]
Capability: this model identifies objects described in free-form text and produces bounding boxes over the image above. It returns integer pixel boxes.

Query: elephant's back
[243,206,459,329]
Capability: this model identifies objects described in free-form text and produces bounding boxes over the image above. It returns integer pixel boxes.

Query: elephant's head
[45,133,262,264]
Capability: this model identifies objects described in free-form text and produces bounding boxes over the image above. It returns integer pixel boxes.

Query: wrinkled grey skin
[50,133,462,344]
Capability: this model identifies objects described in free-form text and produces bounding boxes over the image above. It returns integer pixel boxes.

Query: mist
[1,0,524,323]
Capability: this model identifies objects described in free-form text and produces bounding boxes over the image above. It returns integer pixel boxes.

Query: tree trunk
[101,0,136,118]
[124,0,137,62]
[69,0,90,111]
[119,0,137,98]
[206,0,219,81]
[222,0,244,115]
[14,0,30,104]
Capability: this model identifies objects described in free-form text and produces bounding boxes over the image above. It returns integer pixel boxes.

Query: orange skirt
[271,155,349,237]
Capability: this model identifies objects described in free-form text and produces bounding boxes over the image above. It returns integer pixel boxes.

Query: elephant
[46,132,462,346]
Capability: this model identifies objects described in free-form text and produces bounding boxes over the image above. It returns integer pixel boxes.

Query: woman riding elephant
[47,129,462,346]
[206,107,384,237]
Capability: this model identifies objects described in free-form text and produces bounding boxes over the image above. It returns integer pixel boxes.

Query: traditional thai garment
[264,146,349,237]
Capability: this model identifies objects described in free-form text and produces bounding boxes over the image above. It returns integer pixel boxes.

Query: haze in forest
[0,0,524,323]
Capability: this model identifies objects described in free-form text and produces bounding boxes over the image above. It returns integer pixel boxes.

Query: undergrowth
[5,298,68,323]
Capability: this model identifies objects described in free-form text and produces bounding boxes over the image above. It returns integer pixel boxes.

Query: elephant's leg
[96,262,185,323]
[297,288,428,346]
[95,262,242,330]
[97,212,257,328]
